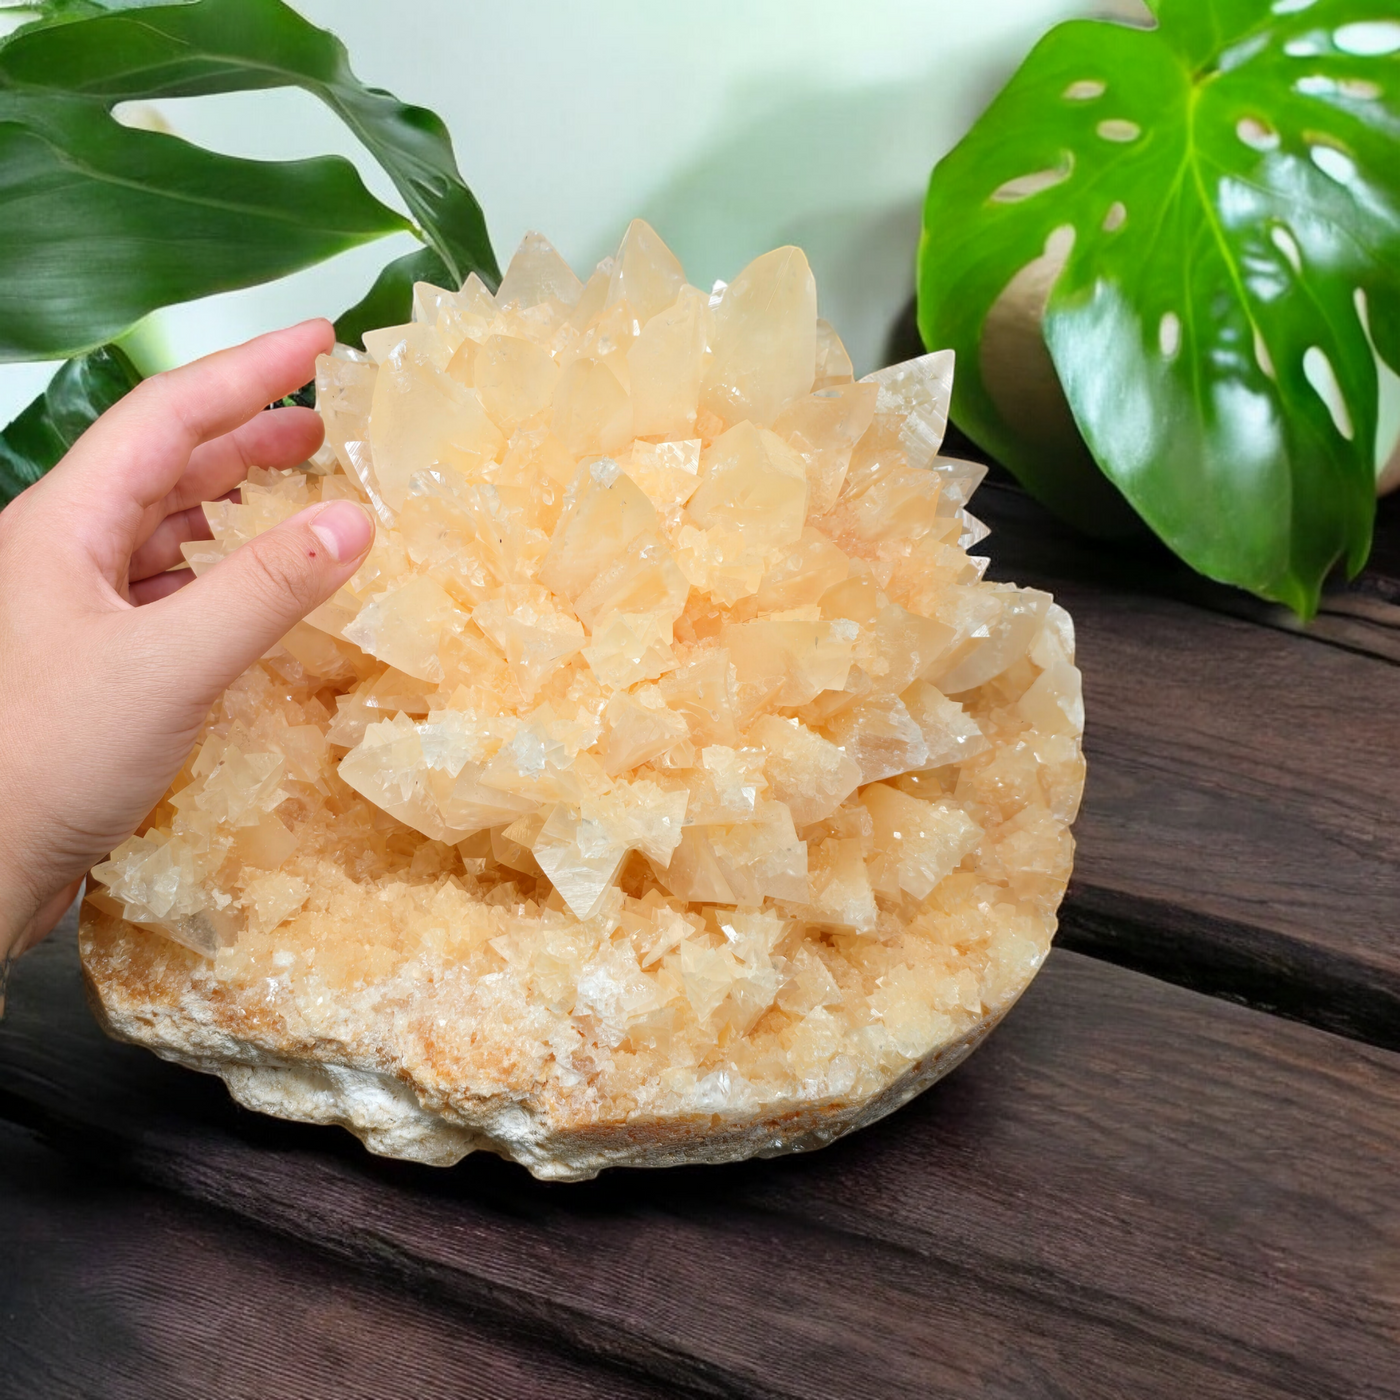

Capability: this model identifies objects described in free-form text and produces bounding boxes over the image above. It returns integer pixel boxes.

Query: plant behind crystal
[0,0,497,504]
[917,0,1400,618]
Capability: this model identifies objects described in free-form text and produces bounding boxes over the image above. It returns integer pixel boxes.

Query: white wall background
[0,0,1150,423]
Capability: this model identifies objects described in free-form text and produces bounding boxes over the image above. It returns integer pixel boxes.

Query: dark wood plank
[3,918,1397,1399]
[0,1119,670,1400]
[972,482,1400,1048]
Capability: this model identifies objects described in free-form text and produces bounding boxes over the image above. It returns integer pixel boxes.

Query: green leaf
[0,343,142,504]
[0,0,499,290]
[0,88,410,361]
[7,0,199,21]
[917,0,1400,616]
[334,245,453,351]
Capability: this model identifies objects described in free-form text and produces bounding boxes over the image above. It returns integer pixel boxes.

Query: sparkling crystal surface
[88,222,1085,1141]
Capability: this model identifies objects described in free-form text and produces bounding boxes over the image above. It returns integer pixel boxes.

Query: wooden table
[3,475,1399,1400]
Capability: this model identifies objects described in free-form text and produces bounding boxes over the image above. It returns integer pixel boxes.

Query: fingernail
[309,500,374,562]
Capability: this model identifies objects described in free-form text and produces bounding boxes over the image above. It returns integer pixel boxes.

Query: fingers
[130,409,323,578]
[8,875,85,960]
[139,499,374,707]
[128,503,212,583]
[169,406,325,515]
[39,320,333,570]
[130,568,195,606]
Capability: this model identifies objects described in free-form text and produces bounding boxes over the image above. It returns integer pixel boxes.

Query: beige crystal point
[83,222,1085,1181]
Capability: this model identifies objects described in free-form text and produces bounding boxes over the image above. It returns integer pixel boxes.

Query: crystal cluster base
[81,221,1084,1179]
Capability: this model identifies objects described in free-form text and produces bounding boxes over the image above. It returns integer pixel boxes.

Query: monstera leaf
[0,345,142,504]
[0,0,498,298]
[0,0,498,499]
[0,90,410,362]
[0,0,498,362]
[334,245,453,352]
[918,0,1400,616]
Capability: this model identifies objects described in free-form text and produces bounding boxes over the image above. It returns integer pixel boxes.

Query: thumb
[147,499,374,704]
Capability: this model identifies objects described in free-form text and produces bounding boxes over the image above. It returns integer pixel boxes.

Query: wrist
[0,860,45,963]
[1,872,88,964]
[0,749,40,960]
[0,887,33,964]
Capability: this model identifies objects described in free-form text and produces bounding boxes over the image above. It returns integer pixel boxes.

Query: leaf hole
[1303,346,1354,440]
[109,89,405,212]
[1158,312,1181,360]
[1045,225,1077,261]
[990,155,1075,204]
[1102,201,1127,232]
[1284,36,1327,57]
[1334,20,1400,55]
[1356,289,1400,483]
[1063,80,1106,101]
[1219,34,1273,73]
[1236,117,1280,152]
[1254,328,1276,381]
[1096,119,1141,143]
[1296,74,1383,101]
[1271,0,1317,12]
[1270,225,1303,275]
[1310,143,1359,185]
[111,103,175,135]
[1340,78,1383,100]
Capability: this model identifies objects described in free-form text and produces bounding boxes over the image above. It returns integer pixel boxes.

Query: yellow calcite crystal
[81,220,1084,1180]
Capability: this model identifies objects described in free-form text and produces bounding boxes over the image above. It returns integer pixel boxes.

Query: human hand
[0,320,375,963]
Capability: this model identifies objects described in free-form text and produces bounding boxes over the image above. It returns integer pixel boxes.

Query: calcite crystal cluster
[82,222,1084,1180]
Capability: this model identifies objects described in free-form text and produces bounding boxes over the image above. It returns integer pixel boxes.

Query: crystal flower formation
[84,222,1085,1179]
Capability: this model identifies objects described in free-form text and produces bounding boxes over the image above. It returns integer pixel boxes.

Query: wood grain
[0,1120,672,1400]
[974,482,1400,1048]
[3,922,1397,1399]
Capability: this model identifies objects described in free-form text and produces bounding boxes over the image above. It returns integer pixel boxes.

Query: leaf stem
[112,316,167,377]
